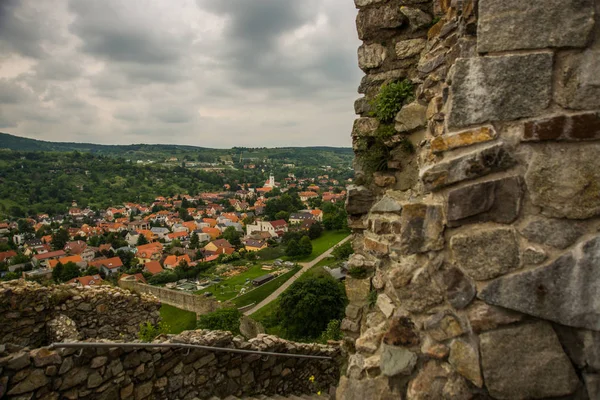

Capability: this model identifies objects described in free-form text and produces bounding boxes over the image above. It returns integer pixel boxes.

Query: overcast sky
[0,0,362,148]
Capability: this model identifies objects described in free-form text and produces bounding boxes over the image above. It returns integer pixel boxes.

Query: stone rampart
[342,0,600,398]
[0,280,160,347]
[0,330,340,399]
[118,279,219,317]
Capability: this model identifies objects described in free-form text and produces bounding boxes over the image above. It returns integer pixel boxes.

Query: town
[0,171,351,315]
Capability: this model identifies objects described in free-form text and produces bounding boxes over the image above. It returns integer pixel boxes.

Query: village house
[89,257,124,275]
[33,250,66,268]
[246,220,288,238]
[49,255,87,270]
[119,273,146,283]
[243,239,268,252]
[67,274,103,287]
[166,231,189,243]
[143,261,163,275]
[136,243,163,263]
[299,191,319,202]
[289,212,315,225]
[204,239,234,254]
[163,254,191,269]
[150,227,170,239]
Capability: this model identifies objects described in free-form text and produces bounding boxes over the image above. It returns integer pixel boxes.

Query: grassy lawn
[312,256,338,268]
[296,230,350,262]
[232,266,301,308]
[160,304,197,334]
[250,299,284,337]
[195,264,273,301]
[298,265,330,282]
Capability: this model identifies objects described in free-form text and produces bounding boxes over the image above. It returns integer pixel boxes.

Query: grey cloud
[33,59,83,81]
[0,79,33,104]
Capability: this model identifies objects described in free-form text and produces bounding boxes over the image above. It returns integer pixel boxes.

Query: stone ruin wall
[0,280,161,348]
[342,0,600,399]
[0,331,340,399]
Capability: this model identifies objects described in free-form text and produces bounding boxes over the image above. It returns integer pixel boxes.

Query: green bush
[319,319,342,343]
[197,308,242,335]
[370,80,414,123]
[348,266,368,279]
[138,321,171,342]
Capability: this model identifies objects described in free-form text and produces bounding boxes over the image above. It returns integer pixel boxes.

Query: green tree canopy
[51,228,70,251]
[278,275,347,340]
[222,226,241,247]
[197,308,242,335]
[299,235,312,257]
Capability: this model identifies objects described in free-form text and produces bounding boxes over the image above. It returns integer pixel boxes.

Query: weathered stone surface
[584,374,600,400]
[370,196,402,213]
[523,112,600,142]
[373,172,396,187]
[400,6,431,32]
[449,339,482,387]
[346,185,375,215]
[395,203,444,254]
[450,227,520,281]
[388,255,444,312]
[421,143,517,191]
[479,235,600,330]
[354,0,386,6]
[553,325,600,371]
[356,4,405,40]
[383,316,419,347]
[352,117,379,137]
[424,311,464,342]
[522,246,547,265]
[31,348,61,367]
[447,176,522,227]
[239,315,265,339]
[520,217,586,249]
[337,375,401,400]
[395,102,427,133]
[466,301,524,334]
[448,53,553,128]
[431,125,497,153]
[407,361,471,400]
[395,38,426,59]
[480,322,580,399]
[354,97,371,115]
[358,43,387,71]
[478,0,595,53]
[356,324,386,353]
[435,267,475,309]
[376,294,395,318]
[421,337,449,359]
[380,344,417,376]
[364,236,389,256]
[555,33,600,110]
[341,318,360,333]
[345,277,371,304]
[6,368,49,395]
[525,144,600,219]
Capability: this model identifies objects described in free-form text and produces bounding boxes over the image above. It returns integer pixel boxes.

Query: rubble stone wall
[0,281,161,347]
[0,331,340,400]
[118,279,219,318]
[342,0,600,398]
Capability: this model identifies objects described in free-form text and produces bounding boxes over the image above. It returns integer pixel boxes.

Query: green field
[232,266,301,308]
[195,264,289,302]
[312,256,338,268]
[250,299,284,337]
[296,230,350,262]
[160,304,197,334]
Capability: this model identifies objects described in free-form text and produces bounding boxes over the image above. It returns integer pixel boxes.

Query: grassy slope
[195,264,269,301]
[232,266,301,308]
[294,230,350,262]
[160,304,197,334]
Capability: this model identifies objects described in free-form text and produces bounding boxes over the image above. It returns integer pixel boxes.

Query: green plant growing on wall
[367,289,378,308]
[370,80,414,123]
[348,266,368,279]
[138,321,171,342]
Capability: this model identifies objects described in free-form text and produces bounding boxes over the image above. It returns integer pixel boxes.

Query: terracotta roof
[143,261,163,275]
[0,250,17,263]
[33,250,66,261]
[270,219,287,228]
[210,239,233,248]
[163,254,191,268]
[120,273,146,283]
[67,275,103,286]
[89,256,123,270]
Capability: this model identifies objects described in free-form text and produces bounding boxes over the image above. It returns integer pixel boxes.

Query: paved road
[244,235,351,316]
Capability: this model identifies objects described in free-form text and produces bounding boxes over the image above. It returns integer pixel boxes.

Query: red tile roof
[89,256,123,270]
[67,275,103,286]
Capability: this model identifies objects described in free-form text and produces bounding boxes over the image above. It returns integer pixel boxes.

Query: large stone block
[435,267,475,309]
[388,255,443,312]
[477,0,595,53]
[448,53,553,128]
[523,112,600,142]
[395,38,426,60]
[446,176,522,227]
[524,144,600,219]
[478,234,600,331]
[336,375,401,400]
[358,44,387,71]
[346,185,375,216]
[345,277,371,304]
[465,300,523,333]
[352,117,379,137]
[395,102,427,133]
[520,217,586,249]
[480,322,580,399]
[430,125,497,153]
[395,203,444,254]
[420,143,516,191]
[380,344,417,376]
[450,227,520,281]
[406,361,471,400]
[449,339,482,387]
[356,3,405,40]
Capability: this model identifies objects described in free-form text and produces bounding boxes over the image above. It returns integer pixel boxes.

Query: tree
[222,226,241,247]
[197,308,242,335]
[136,234,149,246]
[308,221,323,239]
[285,239,301,258]
[52,262,64,282]
[278,275,347,340]
[275,211,289,222]
[51,228,70,250]
[189,232,200,249]
[332,240,353,260]
[61,262,81,282]
[299,235,312,257]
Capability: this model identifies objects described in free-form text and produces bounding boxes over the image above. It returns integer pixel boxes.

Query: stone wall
[342,0,600,399]
[118,279,220,318]
[0,331,341,399]
[0,280,160,347]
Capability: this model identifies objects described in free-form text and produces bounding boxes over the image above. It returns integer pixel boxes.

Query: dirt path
[244,235,351,316]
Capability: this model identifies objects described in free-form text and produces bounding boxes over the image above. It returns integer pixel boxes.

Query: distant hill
[0,132,354,165]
